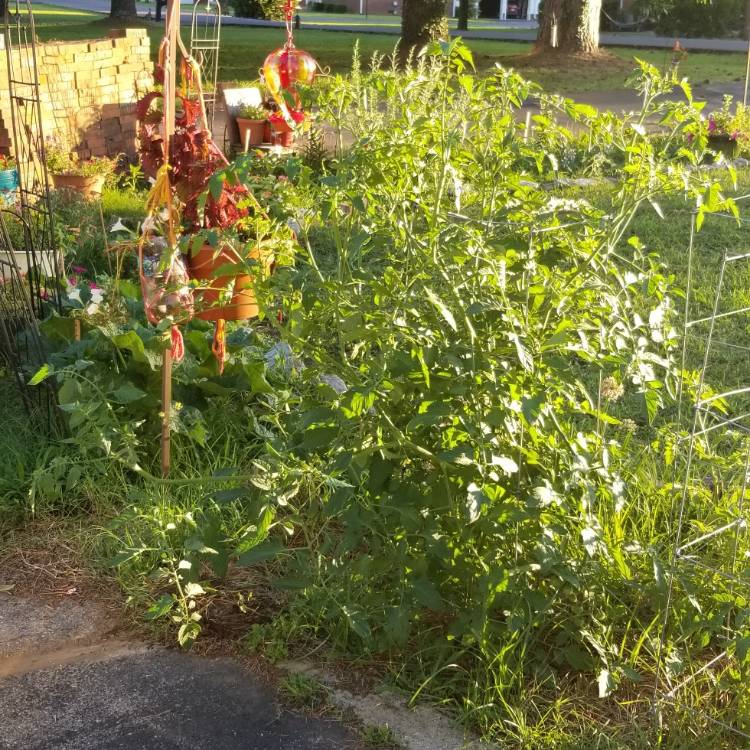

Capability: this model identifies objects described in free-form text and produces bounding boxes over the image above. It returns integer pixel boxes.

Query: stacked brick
[0,28,153,159]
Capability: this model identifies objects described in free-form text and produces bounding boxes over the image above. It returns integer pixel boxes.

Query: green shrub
[309,2,349,11]
[31,42,748,745]
[231,0,287,20]
[636,0,744,37]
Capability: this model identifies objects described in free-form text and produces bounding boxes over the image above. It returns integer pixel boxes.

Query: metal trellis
[655,207,750,741]
[190,0,222,133]
[0,1,63,430]
[4,0,61,316]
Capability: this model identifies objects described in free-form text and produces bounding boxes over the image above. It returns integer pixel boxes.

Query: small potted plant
[236,103,268,148]
[0,154,18,199]
[46,145,115,199]
[707,96,750,160]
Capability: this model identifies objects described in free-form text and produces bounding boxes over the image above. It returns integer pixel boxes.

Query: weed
[278,672,330,712]
[360,724,401,750]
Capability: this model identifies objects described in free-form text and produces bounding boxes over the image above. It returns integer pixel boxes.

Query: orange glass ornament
[262,46,318,97]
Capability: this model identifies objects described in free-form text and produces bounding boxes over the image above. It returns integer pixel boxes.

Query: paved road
[0,595,356,750]
[47,0,750,52]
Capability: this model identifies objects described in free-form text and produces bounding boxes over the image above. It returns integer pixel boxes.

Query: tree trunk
[400,0,448,60]
[744,0,750,40]
[535,0,601,55]
[155,0,166,21]
[110,0,138,19]
[457,0,469,31]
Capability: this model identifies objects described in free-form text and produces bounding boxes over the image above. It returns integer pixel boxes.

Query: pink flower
[89,282,99,290]
[68,276,77,286]
[72,265,87,274]
[708,117,717,132]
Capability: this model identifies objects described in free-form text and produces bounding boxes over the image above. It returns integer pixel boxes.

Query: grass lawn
[35,3,750,93]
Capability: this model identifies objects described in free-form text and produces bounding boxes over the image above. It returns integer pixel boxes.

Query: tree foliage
[633,0,744,37]
[400,0,448,59]
[231,0,287,20]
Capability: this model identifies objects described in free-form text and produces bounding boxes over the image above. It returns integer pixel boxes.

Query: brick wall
[0,28,153,160]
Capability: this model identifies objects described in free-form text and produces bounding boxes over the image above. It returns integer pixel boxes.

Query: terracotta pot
[236,118,266,148]
[187,242,272,322]
[52,173,106,199]
[270,118,295,148]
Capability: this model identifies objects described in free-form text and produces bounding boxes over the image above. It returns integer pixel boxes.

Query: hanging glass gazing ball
[262,46,318,94]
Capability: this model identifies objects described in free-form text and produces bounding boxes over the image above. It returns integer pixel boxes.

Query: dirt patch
[0,519,120,605]
[0,636,148,678]
[501,49,630,70]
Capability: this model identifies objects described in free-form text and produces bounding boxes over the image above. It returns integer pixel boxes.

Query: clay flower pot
[52,173,106,199]
[270,117,295,148]
[188,242,273,322]
[236,118,266,148]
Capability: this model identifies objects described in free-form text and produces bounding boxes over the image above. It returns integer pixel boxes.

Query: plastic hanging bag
[140,237,194,326]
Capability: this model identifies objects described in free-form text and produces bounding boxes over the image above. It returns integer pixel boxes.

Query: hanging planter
[188,242,273,321]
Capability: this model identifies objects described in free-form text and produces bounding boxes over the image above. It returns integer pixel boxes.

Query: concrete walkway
[48,0,750,52]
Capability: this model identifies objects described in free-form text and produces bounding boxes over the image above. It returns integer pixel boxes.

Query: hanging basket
[188,242,273,322]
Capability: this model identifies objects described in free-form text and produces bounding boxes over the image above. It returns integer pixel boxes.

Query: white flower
[110,217,128,233]
[601,376,624,401]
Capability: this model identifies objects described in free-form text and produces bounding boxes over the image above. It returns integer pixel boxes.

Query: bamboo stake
[160,0,179,478]
[161,347,173,477]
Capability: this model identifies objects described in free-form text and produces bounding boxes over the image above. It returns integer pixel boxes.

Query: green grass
[34,4,750,93]
[360,723,402,749]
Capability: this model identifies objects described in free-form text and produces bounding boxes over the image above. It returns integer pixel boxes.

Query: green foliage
[46,145,117,178]
[309,2,349,11]
[636,0,745,38]
[237,104,267,121]
[230,0,287,20]
[708,96,750,157]
[20,42,750,745]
